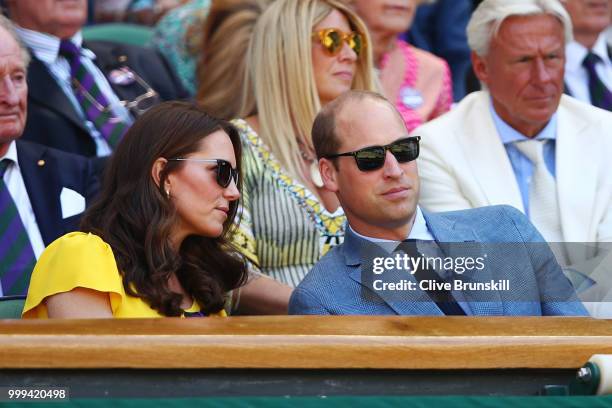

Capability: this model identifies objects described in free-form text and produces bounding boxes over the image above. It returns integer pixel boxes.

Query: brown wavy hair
[80,101,248,316]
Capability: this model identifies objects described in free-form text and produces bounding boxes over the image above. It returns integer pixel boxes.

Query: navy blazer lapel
[17,142,63,246]
[85,41,128,100]
[27,57,89,134]
[85,41,151,105]
[344,228,444,316]
[423,210,504,315]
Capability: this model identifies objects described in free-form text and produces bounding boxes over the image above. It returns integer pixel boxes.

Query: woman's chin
[200,225,224,239]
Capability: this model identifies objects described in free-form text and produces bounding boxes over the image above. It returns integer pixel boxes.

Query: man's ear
[471,50,489,85]
[319,158,339,193]
[151,157,169,192]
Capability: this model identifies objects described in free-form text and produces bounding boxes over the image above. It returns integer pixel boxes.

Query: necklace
[300,149,324,188]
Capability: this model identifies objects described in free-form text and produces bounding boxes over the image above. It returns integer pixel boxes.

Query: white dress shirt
[565,32,612,104]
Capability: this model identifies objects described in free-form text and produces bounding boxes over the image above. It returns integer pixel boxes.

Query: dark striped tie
[582,52,612,111]
[0,159,37,296]
[399,239,466,316]
[59,40,129,148]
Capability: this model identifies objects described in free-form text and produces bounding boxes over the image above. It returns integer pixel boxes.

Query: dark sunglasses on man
[324,136,421,171]
[168,158,239,188]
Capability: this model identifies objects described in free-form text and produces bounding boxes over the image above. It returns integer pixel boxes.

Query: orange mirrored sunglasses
[312,28,364,56]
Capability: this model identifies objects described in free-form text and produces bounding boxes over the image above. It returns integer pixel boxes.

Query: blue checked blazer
[289,205,588,316]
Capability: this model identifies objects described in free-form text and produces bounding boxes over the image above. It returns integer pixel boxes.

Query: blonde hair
[240,0,376,185]
[196,0,272,119]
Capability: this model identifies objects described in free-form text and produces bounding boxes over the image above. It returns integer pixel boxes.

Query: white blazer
[414,91,612,265]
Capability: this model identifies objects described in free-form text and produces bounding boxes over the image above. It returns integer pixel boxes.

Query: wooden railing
[1,316,611,369]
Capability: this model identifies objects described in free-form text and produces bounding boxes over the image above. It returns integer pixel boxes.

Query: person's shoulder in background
[405,0,472,101]
[85,39,190,101]
[151,0,211,95]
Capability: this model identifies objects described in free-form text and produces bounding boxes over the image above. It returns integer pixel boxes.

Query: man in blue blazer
[288,90,587,316]
[0,17,99,296]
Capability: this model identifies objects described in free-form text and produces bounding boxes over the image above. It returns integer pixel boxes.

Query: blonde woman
[232,0,377,287]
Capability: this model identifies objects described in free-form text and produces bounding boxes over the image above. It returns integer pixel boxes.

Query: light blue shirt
[350,207,472,314]
[349,206,435,243]
[490,105,598,292]
[16,27,133,157]
[489,101,557,216]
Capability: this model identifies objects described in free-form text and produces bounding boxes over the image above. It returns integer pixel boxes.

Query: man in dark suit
[4,0,188,158]
[0,16,98,296]
[561,0,612,110]
[288,90,587,317]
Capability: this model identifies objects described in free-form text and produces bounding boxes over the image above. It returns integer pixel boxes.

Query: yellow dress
[22,232,226,318]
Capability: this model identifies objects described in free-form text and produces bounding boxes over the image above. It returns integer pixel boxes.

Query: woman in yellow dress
[23,101,249,318]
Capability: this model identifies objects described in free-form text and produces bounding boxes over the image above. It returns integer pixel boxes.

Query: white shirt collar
[0,141,19,172]
[349,206,433,243]
[15,27,94,65]
[566,32,611,73]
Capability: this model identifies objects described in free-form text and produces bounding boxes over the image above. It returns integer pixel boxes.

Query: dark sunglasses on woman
[168,158,239,188]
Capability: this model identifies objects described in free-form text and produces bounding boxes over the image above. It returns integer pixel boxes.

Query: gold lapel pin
[37,160,45,167]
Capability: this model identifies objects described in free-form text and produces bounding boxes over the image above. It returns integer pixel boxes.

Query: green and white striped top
[231,119,346,287]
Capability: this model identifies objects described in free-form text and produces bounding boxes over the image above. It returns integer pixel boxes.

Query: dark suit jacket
[22,40,189,157]
[16,140,100,246]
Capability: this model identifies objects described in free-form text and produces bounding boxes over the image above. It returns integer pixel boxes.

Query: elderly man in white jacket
[413,0,612,317]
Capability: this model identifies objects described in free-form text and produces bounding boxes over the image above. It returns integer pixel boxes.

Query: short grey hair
[467,0,573,56]
[0,14,31,68]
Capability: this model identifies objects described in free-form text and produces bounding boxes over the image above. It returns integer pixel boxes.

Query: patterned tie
[582,52,612,111]
[0,159,37,296]
[59,40,129,148]
[514,140,568,263]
